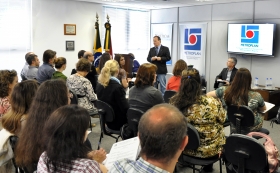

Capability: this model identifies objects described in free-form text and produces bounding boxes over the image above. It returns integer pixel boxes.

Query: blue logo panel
[184,28,202,51]
[241,25,259,44]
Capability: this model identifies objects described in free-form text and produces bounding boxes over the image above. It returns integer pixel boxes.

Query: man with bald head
[109,104,189,173]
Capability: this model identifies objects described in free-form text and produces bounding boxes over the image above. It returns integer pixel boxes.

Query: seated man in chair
[109,104,189,173]
[214,57,238,89]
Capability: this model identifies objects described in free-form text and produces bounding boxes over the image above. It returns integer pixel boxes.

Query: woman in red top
[166,59,187,91]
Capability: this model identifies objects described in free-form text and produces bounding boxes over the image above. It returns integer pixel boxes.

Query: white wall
[151,0,280,91]
[33,0,103,76]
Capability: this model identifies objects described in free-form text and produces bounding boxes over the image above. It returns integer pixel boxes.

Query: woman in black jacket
[96,60,129,131]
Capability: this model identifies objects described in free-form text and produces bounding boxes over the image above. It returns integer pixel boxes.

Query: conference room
[1,0,280,172]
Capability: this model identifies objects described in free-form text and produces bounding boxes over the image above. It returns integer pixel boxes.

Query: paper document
[261,101,275,113]
[104,137,140,169]
[131,78,136,82]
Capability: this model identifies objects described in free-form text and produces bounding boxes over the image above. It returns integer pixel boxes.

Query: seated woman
[37,105,107,173]
[67,58,97,114]
[52,57,67,80]
[129,63,164,113]
[97,52,111,74]
[166,59,187,91]
[2,80,38,136]
[0,80,38,172]
[0,70,18,129]
[15,80,71,172]
[207,68,266,133]
[96,60,129,131]
[170,68,226,172]
[114,54,131,89]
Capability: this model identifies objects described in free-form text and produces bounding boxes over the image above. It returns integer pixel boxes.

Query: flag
[93,15,102,67]
[104,18,113,55]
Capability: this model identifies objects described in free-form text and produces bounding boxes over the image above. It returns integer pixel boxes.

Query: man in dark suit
[71,50,98,91]
[147,36,171,95]
[214,57,238,89]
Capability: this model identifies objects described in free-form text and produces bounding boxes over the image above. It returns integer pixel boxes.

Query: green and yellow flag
[93,14,102,53]
[104,15,112,55]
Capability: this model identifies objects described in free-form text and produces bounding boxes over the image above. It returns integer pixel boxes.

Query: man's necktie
[156,47,159,55]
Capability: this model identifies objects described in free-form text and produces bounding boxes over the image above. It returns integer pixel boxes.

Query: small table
[255,89,280,120]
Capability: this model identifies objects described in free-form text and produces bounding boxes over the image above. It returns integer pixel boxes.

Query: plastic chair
[163,90,177,103]
[95,100,121,150]
[227,105,269,139]
[178,124,222,173]
[127,108,144,137]
[224,134,268,173]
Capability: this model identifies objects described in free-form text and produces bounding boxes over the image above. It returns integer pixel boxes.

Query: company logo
[184,28,202,51]
[241,25,259,47]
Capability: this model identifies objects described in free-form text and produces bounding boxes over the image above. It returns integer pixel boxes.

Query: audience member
[71,51,98,91]
[37,105,107,173]
[97,52,111,74]
[67,58,97,114]
[15,80,70,172]
[20,52,34,81]
[2,80,38,136]
[166,59,187,91]
[170,68,226,172]
[26,54,40,80]
[0,80,38,172]
[71,50,86,74]
[214,57,238,88]
[128,53,140,74]
[52,57,67,81]
[96,60,129,131]
[114,54,131,89]
[207,68,266,133]
[129,63,164,113]
[109,104,188,173]
[0,70,18,128]
[37,49,56,84]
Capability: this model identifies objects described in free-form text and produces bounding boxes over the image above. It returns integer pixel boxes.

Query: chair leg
[193,165,195,173]
[97,132,103,150]
[89,118,92,131]
[219,158,222,173]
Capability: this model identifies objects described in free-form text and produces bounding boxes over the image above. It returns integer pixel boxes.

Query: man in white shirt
[26,54,40,80]
[20,52,34,80]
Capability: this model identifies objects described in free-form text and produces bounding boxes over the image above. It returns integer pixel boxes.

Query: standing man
[214,57,238,89]
[26,54,40,80]
[147,36,171,95]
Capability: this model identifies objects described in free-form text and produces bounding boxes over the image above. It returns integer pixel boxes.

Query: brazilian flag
[104,21,112,55]
[93,21,102,53]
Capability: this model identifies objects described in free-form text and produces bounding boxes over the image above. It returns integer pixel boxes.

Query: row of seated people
[0,56,267,172]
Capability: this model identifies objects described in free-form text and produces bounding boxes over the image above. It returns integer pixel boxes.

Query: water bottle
[254,77,259,89]
[270,78,273,89]
[265,78,269,89]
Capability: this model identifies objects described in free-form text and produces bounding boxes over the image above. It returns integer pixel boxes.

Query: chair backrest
[227,105,255,133]
[127,108,144,137]
[95,100,115,122]
[225,134,267,172]
[185,123,200,150]
[69,90,78,104]
[163,90,177,103]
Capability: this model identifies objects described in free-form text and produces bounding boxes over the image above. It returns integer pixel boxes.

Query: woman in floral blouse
[170,68,225,172]
[207,68,266,133]
[67,58,97,114]
[0,70,18,129]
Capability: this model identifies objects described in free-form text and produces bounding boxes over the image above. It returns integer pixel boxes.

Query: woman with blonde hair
[96,60,129,131]
[52,57,67,80]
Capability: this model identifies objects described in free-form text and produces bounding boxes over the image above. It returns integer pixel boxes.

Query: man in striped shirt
[109,104,189,173]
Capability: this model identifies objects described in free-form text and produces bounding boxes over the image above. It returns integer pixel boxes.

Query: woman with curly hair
[0,70,18,128]
[170,68,225,172]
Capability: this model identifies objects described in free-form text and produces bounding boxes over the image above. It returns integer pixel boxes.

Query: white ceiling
[71,0,260,9]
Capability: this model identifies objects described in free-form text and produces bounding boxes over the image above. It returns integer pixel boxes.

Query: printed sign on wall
[179,23,207,75]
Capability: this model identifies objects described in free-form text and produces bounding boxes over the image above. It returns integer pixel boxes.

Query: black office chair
[224,134,268,173]
[127,108,144,137]
[69,90,78,104]
[95,100,121,150]
[177,124,222,173]
[163,90,177,103]
[227,105,269,139]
